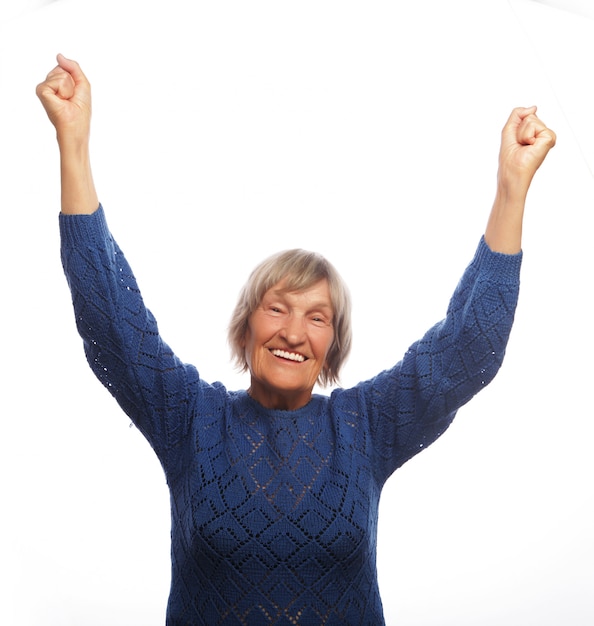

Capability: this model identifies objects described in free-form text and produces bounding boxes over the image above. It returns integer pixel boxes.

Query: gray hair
[228,249,352,387]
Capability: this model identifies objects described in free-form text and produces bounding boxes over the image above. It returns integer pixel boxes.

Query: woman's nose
[280,315,306,345]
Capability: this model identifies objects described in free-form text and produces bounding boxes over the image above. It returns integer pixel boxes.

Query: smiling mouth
[270,349,306,363]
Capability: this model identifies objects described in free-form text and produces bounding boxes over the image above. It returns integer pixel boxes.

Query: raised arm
[36,54,98,215]
[37,56,199,470]
[485,106,556,254]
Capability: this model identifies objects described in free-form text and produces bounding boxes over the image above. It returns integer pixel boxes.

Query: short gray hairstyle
[228,249,352,387]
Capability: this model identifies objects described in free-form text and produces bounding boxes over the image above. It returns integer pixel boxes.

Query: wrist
[494,179,528,209]
[496,164,533,202]
[57,130,91,154]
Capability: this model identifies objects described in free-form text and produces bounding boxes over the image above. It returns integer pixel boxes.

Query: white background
[1,0,592,624]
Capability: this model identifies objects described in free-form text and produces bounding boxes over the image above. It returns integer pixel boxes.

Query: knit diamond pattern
[60,206,521,625]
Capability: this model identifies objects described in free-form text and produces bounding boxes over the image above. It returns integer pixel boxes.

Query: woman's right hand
[37,55,99,214]
[36,54,92,145]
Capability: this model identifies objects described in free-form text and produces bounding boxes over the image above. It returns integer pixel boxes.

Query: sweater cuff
[59,204,111,246]
[471,235,523,284]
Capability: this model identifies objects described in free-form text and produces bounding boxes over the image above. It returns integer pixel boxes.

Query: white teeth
[271,349,305,362]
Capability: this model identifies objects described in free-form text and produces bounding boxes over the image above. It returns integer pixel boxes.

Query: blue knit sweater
[60,206,522,625]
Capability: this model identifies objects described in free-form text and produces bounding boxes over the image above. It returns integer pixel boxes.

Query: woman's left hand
[497,106,556,193]
[485,107,556,254]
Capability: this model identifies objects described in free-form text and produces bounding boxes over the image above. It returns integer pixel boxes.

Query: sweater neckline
[237,389,326,419]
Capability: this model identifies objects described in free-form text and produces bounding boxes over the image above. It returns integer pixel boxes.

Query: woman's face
[243,278,335,411]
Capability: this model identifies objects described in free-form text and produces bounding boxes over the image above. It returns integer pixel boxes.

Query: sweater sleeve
[59,205,200,468]
[345,237,522,486]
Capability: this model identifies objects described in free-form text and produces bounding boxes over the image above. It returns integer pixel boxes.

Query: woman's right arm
[37,56,200,470]
[59,206,200,464]
[36,54,99,215]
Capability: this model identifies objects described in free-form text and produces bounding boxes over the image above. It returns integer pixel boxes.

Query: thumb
[56,53,90,88]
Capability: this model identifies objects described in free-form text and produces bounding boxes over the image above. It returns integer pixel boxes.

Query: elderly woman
[37,55,555,625]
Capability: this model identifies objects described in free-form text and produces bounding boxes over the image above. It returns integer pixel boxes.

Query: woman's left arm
[484,106,556,254]
[355,239,523,484]
[346,108,555,484]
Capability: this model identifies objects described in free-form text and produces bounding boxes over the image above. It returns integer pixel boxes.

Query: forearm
[484,181,527,254]
[58,136,99,215]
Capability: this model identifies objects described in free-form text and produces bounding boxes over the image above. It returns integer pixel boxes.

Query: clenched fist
[498,106,557,191]
[36,54,92,144]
